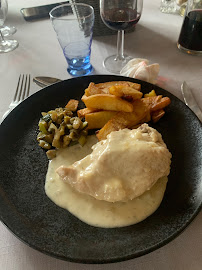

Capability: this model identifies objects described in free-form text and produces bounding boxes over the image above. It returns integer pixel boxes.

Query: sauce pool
[45,136,168,228]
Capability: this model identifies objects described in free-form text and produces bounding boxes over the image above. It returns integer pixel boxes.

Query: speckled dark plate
[0,75,201,264]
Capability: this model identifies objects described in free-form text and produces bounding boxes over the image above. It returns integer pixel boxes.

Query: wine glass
[0,25,17,36]
[100,0,143,74]
[0,0,18,52]
[0,0,17,36]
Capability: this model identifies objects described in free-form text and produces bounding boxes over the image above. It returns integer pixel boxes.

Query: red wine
[101,8,141,31]
[178,10,202,51]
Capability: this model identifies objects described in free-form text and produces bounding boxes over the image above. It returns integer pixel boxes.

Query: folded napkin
[120,58,160,84]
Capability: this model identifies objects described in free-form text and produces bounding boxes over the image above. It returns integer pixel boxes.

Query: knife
[181,81,202,122]
[33,76,62,87]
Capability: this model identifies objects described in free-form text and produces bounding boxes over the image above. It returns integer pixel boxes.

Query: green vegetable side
[37,99,88,159]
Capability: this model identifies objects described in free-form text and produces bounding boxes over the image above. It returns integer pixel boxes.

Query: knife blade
[33,76,62,87]
[181,81,202,122]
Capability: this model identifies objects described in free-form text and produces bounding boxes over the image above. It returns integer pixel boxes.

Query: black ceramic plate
[0,75,201,264]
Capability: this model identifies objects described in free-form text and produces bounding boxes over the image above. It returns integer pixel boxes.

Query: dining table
[0,0,202,269]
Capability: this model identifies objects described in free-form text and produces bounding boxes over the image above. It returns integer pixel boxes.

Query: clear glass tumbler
[177,0,202,55]
[50,3,94,76]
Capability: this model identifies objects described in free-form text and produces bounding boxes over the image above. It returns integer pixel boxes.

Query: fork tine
[13,74,21,102]
[26,74,31,98]
[22,75,27,100]
[22,74,31,100]
[2,74,31,120]
[17,74,24,102]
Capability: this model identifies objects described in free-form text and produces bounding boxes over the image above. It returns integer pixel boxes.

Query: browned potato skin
[151,97,171,111]
[85,81,141,96]
[77,107,100,118]
[82,94,134,113]
[96,99,148,141]
[81,82,171,141]
[85,111,117,130]
[96,117,127,141]
[151,109,165,123]
[142,96,171,112]
[65,99,79,111]
[109,85,143,100]
[85,82,107,96]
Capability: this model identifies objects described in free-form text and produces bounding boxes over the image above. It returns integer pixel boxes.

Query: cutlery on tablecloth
[2,74,30,120]
[181,81,202,122]
[33,76,62,87]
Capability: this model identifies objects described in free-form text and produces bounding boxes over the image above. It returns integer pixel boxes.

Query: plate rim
[0,74,202,264]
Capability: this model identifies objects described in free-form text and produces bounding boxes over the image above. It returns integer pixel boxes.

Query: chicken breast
[56,124,172,202]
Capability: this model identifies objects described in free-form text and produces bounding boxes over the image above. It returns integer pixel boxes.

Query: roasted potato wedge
[151,109,165,123]
[77,107,100,118]
[96,99,148,141]
[109,85,143,100]
[85,81,141,96]
[127,99,149,128]
[96,117,127,141]
[142,96,171,112]
[144,90,157,98]
[151,97,171,112]
[82,94,134,112]
[85,82,107,96]
[141,95,162,110]
[65,99,79,111]
[85,111,117,130]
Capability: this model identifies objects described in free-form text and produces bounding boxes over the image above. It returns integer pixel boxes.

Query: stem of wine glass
[0,29,5,42]
[115,30,125,61]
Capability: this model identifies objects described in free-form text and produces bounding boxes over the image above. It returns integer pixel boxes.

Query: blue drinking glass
[50,3,94,76]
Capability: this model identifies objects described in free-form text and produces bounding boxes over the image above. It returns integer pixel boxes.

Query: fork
[2,74,31,120]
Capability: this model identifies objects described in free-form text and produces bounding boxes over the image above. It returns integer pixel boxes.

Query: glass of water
[50,3,94,77]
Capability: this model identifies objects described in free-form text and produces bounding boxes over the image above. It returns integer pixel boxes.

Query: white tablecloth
[0,0,201,269]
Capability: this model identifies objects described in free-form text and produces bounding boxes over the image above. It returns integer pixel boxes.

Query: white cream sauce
[45,136,168,228]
